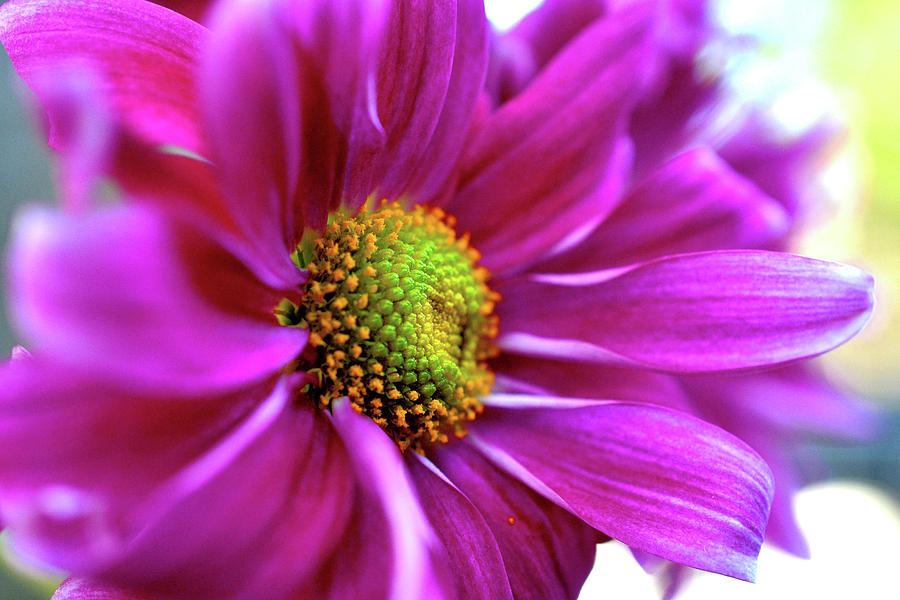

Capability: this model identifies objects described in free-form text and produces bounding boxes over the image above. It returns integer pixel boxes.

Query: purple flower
[0,1,874,599]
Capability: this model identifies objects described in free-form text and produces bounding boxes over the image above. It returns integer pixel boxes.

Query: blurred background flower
[0,0,897,598]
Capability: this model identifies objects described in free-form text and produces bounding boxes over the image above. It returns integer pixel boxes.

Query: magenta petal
[469,399,774,581]
[366,1,488,202]
[534,147,791,272]
[682,364,879,440]
[0,375,355,599]
[407,455,514,600]
[200,0,331,284]
[0,0,207,156]
[433,441,599,600]
[498,250,874,372]
[326,399,451,600]
[52,578,155,600]
[0,362,258,574]
[97,385,353,600]
[8,206,305,394]
[449,6,653,274]
[403,0,490,205]
[491,355,692,412]
[152,1,213,23]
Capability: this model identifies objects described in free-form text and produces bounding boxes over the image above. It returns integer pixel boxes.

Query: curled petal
[0,0,207,156]
[469,399,775,581]
[498,250,874,372]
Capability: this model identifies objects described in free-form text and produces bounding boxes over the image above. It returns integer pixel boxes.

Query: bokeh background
[0,0,897,598]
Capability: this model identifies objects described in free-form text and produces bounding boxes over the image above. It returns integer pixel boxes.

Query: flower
[486,0,879,593]
[0,1,874,599]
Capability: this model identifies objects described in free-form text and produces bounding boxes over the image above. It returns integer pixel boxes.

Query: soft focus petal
[470,399,774,581]
[7,205,305,394]
[0,0,206,156]
[325,398,451,600]
[407,455,514,600]
[534,147,790,272]
[0,362,258,573]
[200,0,336,285]
[498,251,874,372]
[449,6,654,274]
[1,377,354,600]
[681,365,879,440]
[53,578,155,600]
[718,111,839,219]
[434,442,599,600]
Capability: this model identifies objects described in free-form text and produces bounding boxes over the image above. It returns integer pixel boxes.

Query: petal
[534,147,791,272]
[151,1,213,23]
[490,356,692,412]
[407,455,514,600]
[366,0,488,203]
[433,441,600,600]
[505,0,608,74]
[7,205,305,394]
[402,0,490,205]
[0,362,259,573]
[100,386,354,600]
[53,578,155,600]
[1,375,355,600]
[449,6,654,274]
[0,0,207,156]
[324,398,451,600]
[497,251,874,372]
[718,111,838,218]
[469,399,775,581]
[680,364,879,440]
[201,0,487,244]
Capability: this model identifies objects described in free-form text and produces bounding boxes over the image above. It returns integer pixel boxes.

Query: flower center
[279,202,499,452]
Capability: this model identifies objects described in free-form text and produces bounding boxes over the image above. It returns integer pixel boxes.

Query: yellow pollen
[284,201,499,453]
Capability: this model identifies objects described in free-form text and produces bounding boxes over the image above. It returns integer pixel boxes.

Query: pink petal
[200,0,488,245]
[99,386,354,600]
[433,441,600,600]
[323,398,451,600]
[469,399,775,581]
[0,362,259,574]
[402,0,490,205]
[8,205,305,394]
[681,364,879,440]
[449,6,654,274]
[1,374,354,599]
[407,455,514,600]
[0,0,207,156]
[498,250,874,372]
[534,147,790,272]
[491,355,692,412]
[151,1,213,23]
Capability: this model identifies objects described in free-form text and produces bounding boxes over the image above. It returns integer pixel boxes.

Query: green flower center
[279,202,499,452]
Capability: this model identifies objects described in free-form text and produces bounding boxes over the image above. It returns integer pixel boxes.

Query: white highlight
[484,0,543,31]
